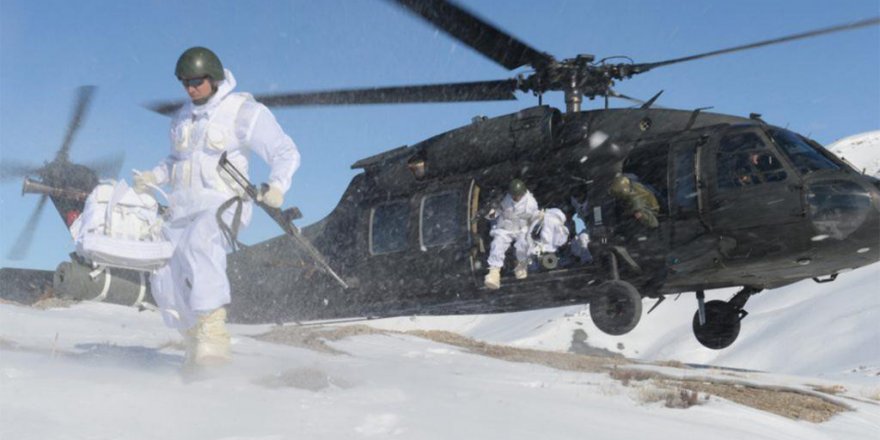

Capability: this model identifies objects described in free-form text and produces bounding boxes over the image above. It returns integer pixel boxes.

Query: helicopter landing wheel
[692,300,744,350]
[590,280,643,336]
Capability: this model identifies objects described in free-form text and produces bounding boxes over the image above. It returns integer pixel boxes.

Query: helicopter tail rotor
[1,85,99,181]
[2,85,111,260]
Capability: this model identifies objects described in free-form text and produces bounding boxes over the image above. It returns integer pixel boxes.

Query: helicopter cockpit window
[768,128,839,175]
[717,131,787,189]
[420,191,466,248]
[370,201,409,255]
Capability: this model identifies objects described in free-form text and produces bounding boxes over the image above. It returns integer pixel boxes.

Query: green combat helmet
[175,47,225,81]
[609,175,632,197]
[509,179,528,198]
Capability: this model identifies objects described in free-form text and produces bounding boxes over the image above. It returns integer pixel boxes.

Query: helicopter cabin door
[665,130,722,275]
[410,179,474,296]
[704,126,806,258]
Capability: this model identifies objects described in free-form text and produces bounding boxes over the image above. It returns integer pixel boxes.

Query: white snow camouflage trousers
[150,206,242,330]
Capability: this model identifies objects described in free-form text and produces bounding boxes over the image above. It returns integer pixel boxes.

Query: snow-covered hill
[827,130,880,178]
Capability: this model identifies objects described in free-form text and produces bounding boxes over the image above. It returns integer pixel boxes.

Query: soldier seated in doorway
[609,174,659,229]
[484,179,541,290]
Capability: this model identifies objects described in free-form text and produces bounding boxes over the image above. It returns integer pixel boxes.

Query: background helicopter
[0,86,123,260]
[0,1,876,348]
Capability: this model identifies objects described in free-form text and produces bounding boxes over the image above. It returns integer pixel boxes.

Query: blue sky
[1,0,878,270]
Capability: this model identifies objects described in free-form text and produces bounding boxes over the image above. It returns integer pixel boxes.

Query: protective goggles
[180,76,209,88]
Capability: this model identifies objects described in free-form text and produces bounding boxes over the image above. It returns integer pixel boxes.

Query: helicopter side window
[420,191,466,248]
[717,132,787,189]
[672,145,698,215]
[369,201,409,255]
[768,128,839,174]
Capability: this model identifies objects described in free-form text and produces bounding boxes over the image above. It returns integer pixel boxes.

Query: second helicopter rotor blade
[629,17,880,75]
[146,79,520,115]
[56,85,97,163]
[0,160,42,182]
[6,195,48,260]
[85,152,126,179]
[390,0,554,70]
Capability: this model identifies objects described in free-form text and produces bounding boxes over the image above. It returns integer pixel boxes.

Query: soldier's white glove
[258,183,284,208]
[133,171,157,194]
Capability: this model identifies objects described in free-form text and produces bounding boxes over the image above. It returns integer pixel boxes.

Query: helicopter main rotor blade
[85,151,126,178]
[146,79,520,115]
[56,85,96,163]
[390,0,554,70]
[629,17,880,75]
[257,79,519,107]
[0,160,41,182]
[6,195,48,260]
[145,100,185,117]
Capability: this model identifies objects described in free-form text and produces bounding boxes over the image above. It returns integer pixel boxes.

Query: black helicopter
[8,0,880,350]
[206,0,877,349]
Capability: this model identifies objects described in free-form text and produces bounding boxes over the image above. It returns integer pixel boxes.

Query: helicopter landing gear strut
[590,252,643,336]
[692,287,761,350]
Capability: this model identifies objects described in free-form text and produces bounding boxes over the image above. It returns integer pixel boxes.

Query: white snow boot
[484,267,501,290]
[514,261,528,280]
[185,307,231,367]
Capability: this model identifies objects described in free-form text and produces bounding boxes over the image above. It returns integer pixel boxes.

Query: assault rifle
[218,152,349,289]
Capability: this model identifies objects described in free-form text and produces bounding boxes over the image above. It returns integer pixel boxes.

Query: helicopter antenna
[640,90,664,110]
[684,106,713,130]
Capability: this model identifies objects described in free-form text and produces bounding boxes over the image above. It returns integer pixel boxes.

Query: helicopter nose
[807,179,872,241]
[852,179,880,262]
[806,177,880,266]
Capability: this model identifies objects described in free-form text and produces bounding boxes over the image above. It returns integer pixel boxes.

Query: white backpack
[530,208,571,254]
[70,180,173,271]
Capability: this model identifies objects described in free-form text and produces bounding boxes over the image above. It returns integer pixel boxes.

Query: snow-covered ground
[1,132,878,439]
[1,292,878,440]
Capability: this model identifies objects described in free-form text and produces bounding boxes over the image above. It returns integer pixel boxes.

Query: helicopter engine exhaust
[21,177,89,202]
